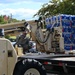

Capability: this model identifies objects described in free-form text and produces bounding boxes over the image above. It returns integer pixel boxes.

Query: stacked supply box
[45,14,75,51]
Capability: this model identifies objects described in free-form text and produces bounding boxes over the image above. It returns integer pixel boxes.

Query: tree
[0,15,20,24]
[57,0,75,15]
[12,18,20,22]
[0,15,7,24]
[34,0,75,17]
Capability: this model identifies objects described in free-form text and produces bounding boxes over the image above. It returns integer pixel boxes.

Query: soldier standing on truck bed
[15,22,32,54]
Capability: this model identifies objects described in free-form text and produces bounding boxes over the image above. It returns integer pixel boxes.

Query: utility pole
[8,13,12,23]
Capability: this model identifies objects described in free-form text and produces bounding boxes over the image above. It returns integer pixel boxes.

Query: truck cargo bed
[18,53,75,74]
[18,53,75,62]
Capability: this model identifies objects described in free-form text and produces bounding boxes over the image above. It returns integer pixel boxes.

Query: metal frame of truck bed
[18,53,75,75]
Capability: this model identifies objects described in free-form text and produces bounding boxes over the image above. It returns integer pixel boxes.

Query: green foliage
[12,18,20,22]
[22,19,26,21]
[0,15,21,24]
[5,35,10,39]
[34,0,75,17]
[0,15,6,24]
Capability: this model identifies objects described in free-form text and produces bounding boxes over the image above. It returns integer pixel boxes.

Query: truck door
[0,40,7,75]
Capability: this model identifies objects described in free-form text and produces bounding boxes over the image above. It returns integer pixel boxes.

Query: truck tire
[13,59,46,75]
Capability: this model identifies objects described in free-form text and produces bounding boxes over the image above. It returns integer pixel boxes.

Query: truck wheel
[13,59,46,75]
[24,68,42,75]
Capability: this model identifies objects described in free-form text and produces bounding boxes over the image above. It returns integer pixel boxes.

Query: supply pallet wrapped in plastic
[60,14,75,50]
[45,14,75,50]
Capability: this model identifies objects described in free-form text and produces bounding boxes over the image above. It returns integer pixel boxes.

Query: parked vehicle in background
[29,41,37,53]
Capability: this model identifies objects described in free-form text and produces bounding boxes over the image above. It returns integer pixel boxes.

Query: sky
[0,0,49,21]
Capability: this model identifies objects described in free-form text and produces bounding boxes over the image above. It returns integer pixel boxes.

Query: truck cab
[0,38,17,75]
